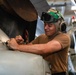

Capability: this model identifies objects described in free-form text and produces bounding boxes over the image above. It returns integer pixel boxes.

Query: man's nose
[44,24,49,29]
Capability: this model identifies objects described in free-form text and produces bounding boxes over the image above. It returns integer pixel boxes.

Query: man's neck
[47,31,59,39]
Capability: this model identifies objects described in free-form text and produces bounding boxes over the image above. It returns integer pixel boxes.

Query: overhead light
[71,6,76,10]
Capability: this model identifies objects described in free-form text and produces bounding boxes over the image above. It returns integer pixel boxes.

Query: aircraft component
[0,0,38,21]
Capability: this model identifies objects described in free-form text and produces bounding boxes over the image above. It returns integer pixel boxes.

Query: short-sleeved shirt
[31,32,70,74]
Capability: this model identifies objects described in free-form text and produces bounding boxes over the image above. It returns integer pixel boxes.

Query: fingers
[15,35,22,40]
[15,35,24,44]
[15,35,23,40]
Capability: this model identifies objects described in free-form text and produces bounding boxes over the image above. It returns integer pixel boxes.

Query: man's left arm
[7,38,62,55]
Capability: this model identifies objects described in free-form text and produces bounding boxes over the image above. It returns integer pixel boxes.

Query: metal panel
[30,0,50,16]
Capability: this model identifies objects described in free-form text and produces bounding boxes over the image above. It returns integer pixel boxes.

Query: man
[7,9,70,75]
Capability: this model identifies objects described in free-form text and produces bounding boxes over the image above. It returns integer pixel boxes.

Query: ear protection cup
[60,21,66,33]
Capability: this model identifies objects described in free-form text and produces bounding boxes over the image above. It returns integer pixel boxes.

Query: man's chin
[46,34,52,37]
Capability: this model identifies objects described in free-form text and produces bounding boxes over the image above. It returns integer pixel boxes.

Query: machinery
[0,0,38,42]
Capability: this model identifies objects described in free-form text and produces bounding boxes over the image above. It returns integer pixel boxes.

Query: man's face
[44,22,56,37]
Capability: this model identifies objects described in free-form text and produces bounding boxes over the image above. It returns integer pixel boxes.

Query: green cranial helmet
[41,8,64,23]
[48,9,64,19]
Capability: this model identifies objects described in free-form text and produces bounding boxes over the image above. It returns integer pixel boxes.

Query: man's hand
[15,35,24,44]
[7,38,19,50]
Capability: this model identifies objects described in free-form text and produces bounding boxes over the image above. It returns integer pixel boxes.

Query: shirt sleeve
[31,36,40,44]
[54,33,70,49]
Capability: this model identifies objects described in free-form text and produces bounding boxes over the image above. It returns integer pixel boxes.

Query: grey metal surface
[30,0,50,16]
[0,48,51,75]
[0,50,50,75]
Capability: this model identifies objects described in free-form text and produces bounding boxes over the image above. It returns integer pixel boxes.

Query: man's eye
[48,23,53,26]
[44,23,53,26]
[49,25,52,27]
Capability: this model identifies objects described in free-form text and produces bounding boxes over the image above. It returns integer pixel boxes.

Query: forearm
[16,44,46,55]
[7,38,61,55]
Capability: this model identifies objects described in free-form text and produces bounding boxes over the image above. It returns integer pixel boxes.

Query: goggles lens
[41,12,58,23]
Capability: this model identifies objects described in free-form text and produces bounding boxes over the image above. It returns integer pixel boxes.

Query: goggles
[41,11,61,23]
